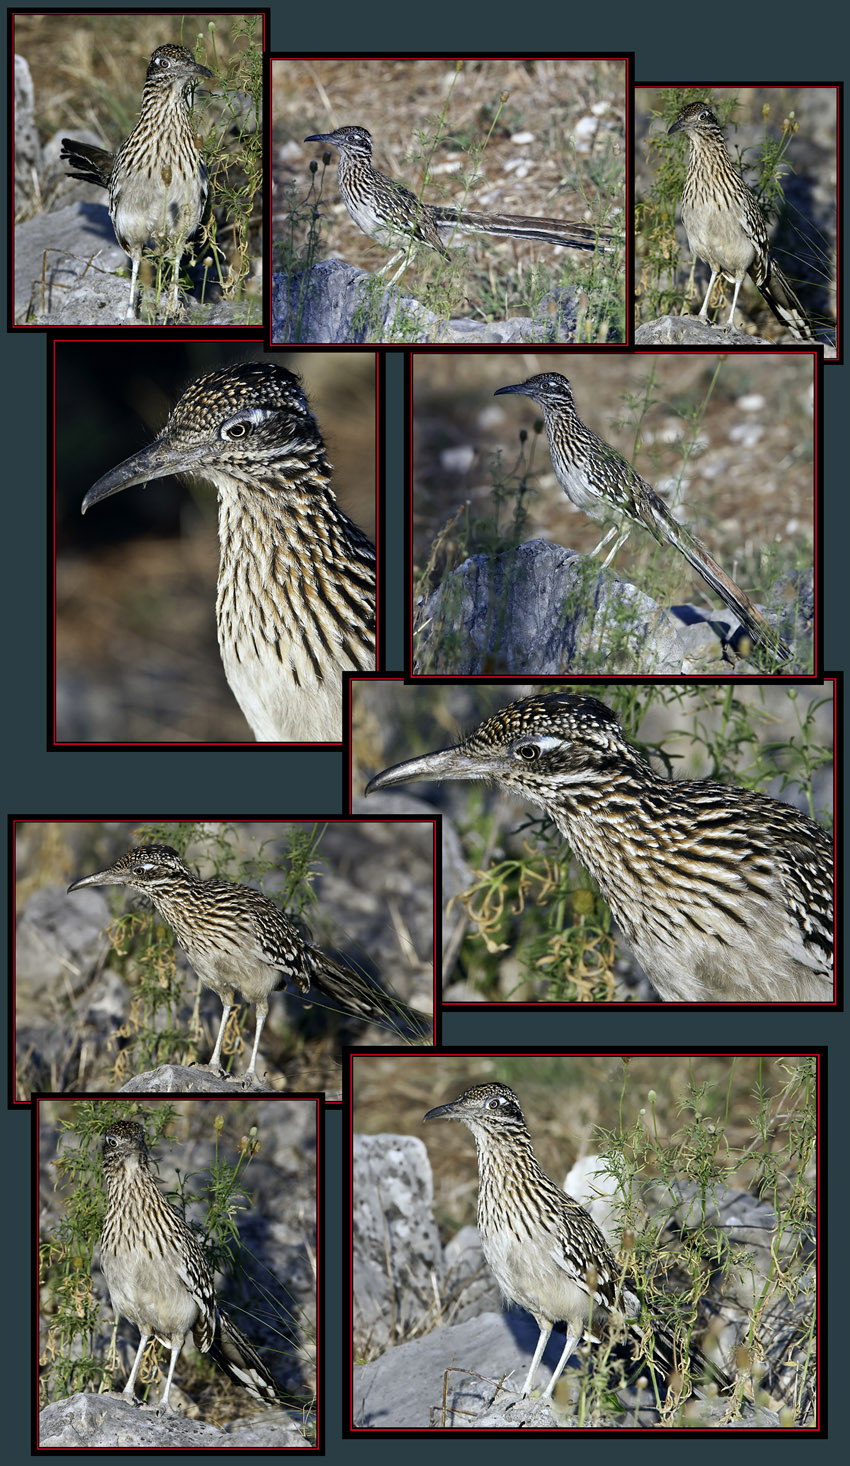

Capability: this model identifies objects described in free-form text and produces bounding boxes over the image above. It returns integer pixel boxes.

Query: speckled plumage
[68,843,405,1078]
[61,45,212,319]
[79,362,376,741]
[304,124,618,285]
[668,101,817,342]
[424,1082,730,1399]
[99,1119,280,1409]
[495,372,791,663]
[368,692,833,1002]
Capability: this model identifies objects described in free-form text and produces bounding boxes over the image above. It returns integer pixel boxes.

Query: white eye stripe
[516,735,562,754]
[222,407,275,436]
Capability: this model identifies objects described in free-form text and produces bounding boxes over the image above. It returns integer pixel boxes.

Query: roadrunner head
[142,43,212,92]
[495,372,576,411]
[81,363,329,513]
[424,1081,527,1136]
[68,844,191,896]
[667,101,720,138]
[102,1119,150,1171]
[304,124,374,159]
[366,692,635,808]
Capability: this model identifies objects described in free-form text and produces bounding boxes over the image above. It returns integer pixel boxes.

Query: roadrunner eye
[517,744,540,761]
[224,422,251,439]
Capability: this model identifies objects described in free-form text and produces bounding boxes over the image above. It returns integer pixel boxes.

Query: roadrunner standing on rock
[667,101,819,342]
[69,845,429,1080]
[367,691,833,1003]
[304,125,620,284]
[79,361,376,742]
[495,372,792,663]
[61,45,212,321]
[424,1082,731,1401]
[99,1119,282,1410]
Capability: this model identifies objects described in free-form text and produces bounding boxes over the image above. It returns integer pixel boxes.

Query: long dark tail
[305,947,431,1039]
[211,1309,282,1404]
[432,205,620,254]
[60,137,114,189]
[754,258,819,344]
[672,527,791,664]
[629,1317,732,1400]
[639,488,792,663]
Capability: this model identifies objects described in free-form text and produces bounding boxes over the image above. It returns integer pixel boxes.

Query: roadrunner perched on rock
[667,101,819,342]
[99,1119,282,1409]
[367,691,834,1003]
[69,845,428,1081]
[424,1082,731,1401]
[79,361,376,742]
[305,125,620,284]
[61,44,212,320]
[495,372,792,663]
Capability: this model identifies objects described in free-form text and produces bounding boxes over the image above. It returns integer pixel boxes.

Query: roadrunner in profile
[99,1119,283,1410]
[424,1082,732,1402]
[79,361,376,742]
[667,101,819,342]
[304,125,620,284]
[61,44,212,321]
[69,845,429,1082]
[367,691,834,1003]
[495,371,792,663]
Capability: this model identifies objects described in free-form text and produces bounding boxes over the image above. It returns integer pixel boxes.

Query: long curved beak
[365,746,489,795]
[423,1099,461,1122]
[67,867,121,893]
[82,440,212,514]
[494,382,534,399]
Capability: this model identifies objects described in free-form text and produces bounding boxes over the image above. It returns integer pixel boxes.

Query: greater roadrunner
[79,361,376,742]
[667,102,818,342]
[424,1082,731,1401]
[99,1119,281,1410]
[304,125,620,284]
[61,44,212,320]
[495,372,792,663]
[69,844,427,1079]
[367,691,833,1003]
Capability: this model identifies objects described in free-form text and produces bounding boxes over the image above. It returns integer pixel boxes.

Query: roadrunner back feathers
[61,45,212,320]
[367,691,833,1003]
[79,361,376,742]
